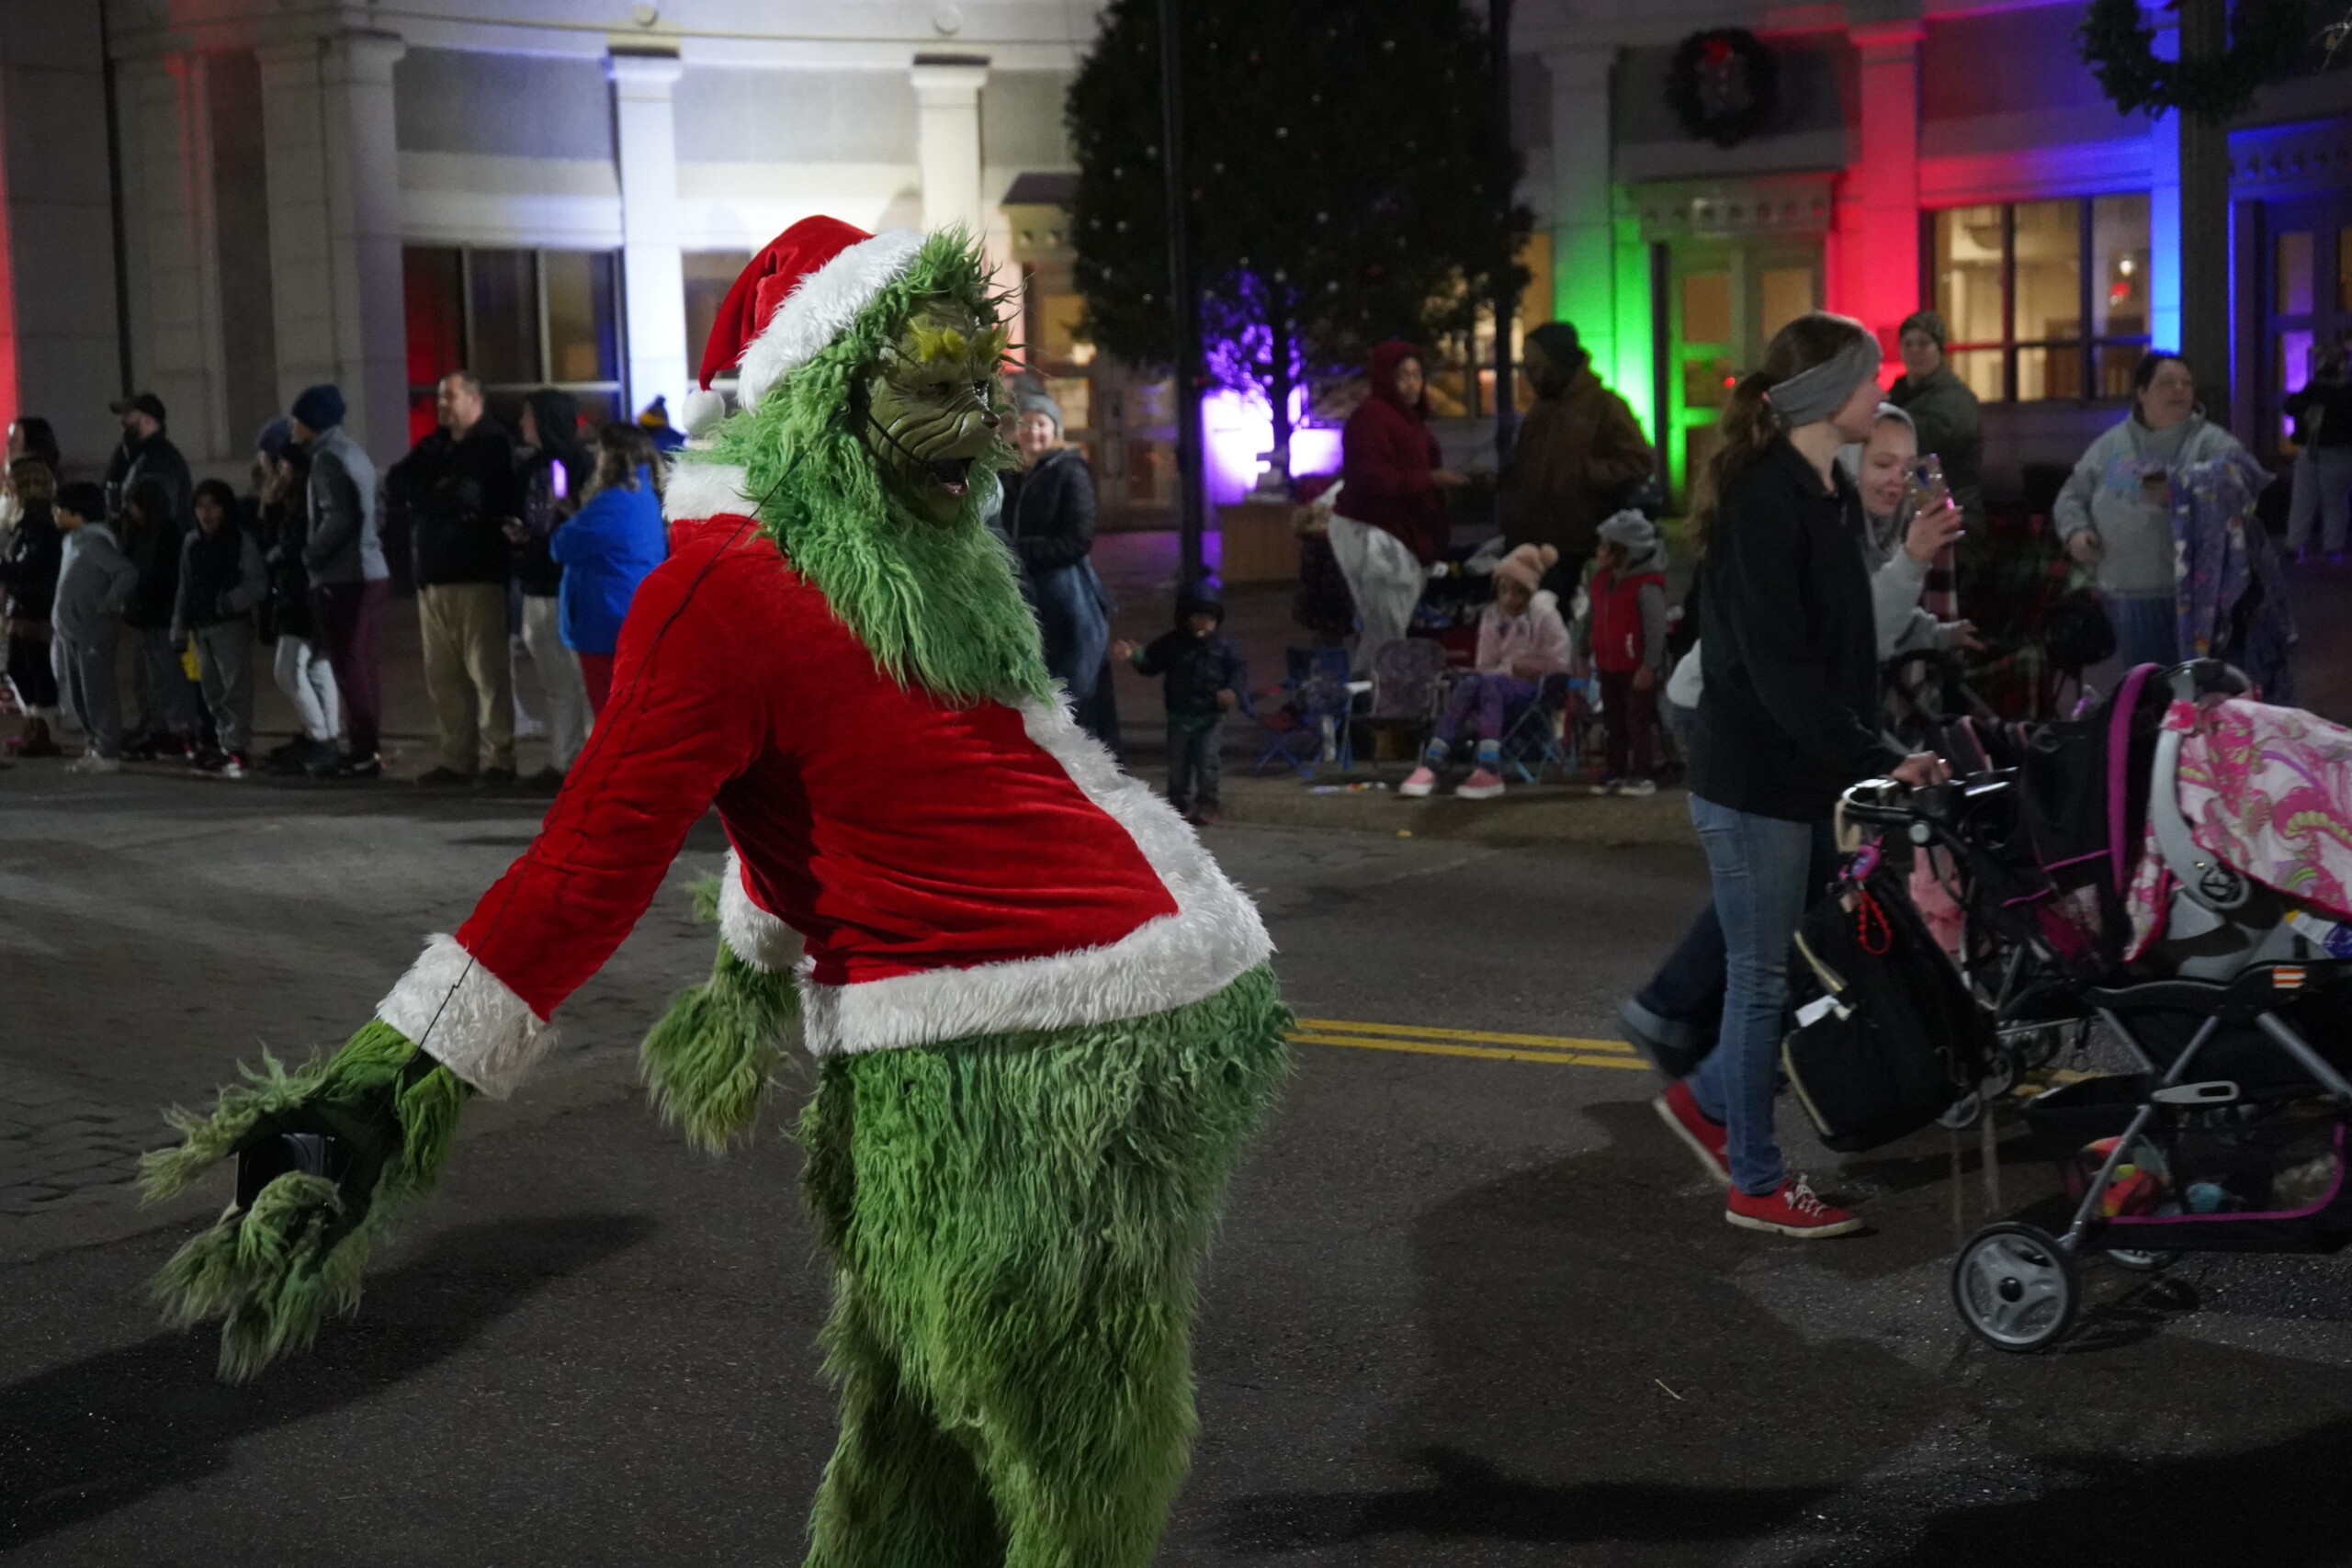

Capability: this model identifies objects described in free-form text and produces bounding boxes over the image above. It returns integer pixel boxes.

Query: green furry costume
[145,220,1289,1567]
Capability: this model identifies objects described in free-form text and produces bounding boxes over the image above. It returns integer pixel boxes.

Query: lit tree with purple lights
[1068,0,1529,486]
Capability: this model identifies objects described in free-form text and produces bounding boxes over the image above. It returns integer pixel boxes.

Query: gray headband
[1763,337,1882,428]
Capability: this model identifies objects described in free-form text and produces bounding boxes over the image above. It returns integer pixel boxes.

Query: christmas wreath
[1667,28,1779,149]
[2077,0,2305,121]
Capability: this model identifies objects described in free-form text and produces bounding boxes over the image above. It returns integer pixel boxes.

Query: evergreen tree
[1068,0,1530,477]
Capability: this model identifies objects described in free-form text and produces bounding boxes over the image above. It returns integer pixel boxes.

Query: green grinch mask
[859,300,1011,525]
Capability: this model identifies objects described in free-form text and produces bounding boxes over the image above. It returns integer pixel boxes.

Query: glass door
[2261,197,2352,457]
[1655,237,1822,501]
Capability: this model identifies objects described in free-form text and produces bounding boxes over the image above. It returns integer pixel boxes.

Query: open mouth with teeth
[927,457,974,497]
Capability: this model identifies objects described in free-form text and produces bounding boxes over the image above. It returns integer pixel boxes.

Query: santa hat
[679,216,927,437]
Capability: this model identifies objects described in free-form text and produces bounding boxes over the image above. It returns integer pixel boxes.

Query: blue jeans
[1685,796,1835,1196]
[1166,710,1223,814]
[2104,592,2177,671]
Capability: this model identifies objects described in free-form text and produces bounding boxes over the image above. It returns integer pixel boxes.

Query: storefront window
[403,246,628,443]
[684,252,750,386]
[1928,195,2148,403]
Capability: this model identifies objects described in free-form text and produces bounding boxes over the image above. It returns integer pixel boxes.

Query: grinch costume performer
[141,218,1289,1567]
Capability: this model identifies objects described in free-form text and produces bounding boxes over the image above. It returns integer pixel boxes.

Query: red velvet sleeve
[452,534,773,1018]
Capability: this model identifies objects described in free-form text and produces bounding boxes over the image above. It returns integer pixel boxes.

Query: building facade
[0,0,2346,514]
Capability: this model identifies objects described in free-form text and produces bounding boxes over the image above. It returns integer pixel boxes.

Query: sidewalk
[1094,529,1698,849]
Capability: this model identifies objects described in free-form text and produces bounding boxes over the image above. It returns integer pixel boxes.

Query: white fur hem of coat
[375,934,559,1100]
[794,696,1273,1056]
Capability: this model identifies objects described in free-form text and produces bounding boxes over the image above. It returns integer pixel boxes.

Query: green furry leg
[141,1021,469,1382]
[797,964,1292,1568]
[639,931,800,1153]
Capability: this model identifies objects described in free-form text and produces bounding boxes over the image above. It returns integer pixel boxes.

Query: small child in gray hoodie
[51,481,138,773]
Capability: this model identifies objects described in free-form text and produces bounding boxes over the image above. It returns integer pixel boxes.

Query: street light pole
[1491,0,1517,475]
[1158,0,1207,586]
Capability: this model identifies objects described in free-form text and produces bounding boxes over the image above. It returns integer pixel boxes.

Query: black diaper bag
[1781,865,1994,1153]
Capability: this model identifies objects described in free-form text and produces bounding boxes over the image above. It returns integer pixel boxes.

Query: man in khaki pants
[388,372,522,787]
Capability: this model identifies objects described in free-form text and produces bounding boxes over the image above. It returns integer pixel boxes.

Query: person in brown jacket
[1504,321,1656,563]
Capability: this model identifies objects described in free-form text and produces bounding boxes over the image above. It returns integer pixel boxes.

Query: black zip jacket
[120,513,185,630]
[0,503,62,623]
[1132,624,1244,716]
[1690,440,1904,821]
[388,420,522,587]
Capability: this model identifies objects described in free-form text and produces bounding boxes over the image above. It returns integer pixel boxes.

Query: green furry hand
[638,879,802,1153]
[141,1021,469,1382]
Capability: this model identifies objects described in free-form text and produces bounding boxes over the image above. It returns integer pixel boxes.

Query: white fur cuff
[718,850,804,974]
[375,934,559,1100]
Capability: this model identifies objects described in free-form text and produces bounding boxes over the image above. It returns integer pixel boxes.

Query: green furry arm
[639,880,800,1153]
[141,1021,470,1382]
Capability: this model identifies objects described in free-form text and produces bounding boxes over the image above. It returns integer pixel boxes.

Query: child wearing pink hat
[1401,542,1571,799]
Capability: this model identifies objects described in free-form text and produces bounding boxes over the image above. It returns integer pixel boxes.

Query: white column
[2143,4,2183,355]
[258,29,408,468]
[118,51,231,461]
[607,49,687,419]
[1541,47,1615,361]
[911,57,989,238]
[1838,20,1923,353]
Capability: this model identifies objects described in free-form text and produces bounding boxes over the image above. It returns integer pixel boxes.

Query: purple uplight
[1199,384,1341,506]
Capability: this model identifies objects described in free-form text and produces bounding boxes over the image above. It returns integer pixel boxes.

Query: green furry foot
[639,902,801,1153]
[141,1021,469,1382]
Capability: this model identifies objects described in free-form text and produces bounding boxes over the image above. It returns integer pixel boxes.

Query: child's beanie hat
[1598,509,1657,553]
[1493,542,1557,595]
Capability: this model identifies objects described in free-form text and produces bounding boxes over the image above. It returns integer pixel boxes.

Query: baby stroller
[1838,660,2352,1353]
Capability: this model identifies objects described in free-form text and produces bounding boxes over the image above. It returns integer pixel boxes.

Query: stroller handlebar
[1839,773,2014,835]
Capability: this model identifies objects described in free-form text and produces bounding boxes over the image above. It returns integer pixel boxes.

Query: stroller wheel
[1939,1091,1984,1131]
[2105,1247,2177,1273]
[1951,1222,2078,1353]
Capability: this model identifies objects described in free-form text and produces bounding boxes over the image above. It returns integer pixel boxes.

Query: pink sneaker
[1399,764,1440,798]
[1725,1177,1863,1238]
[1653,1079,1730,1186]
[1454,767,1505,801]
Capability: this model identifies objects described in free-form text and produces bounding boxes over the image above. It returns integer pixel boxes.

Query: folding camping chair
[1252,646,1355,777]
[1497,672,1590,785]
[1365,637,1450,773]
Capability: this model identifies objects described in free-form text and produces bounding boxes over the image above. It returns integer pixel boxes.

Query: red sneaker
[1725,1177,1863,1238]
[1653,1080,1730,1186]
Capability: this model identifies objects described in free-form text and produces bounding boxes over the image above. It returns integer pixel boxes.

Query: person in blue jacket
[550,423,669,715]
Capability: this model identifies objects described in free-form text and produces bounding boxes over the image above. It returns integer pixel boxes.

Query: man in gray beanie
[1890,309,1984,533]
[1503,321,1656,564]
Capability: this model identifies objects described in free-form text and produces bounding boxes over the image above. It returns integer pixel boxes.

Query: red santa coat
[377,462,1272,1098]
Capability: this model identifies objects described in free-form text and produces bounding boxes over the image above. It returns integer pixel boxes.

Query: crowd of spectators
[0,374,670,786]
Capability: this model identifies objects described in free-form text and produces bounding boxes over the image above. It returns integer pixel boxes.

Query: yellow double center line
[1288,1018,1648,1070]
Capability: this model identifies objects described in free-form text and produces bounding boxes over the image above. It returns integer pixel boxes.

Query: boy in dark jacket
[174,479,268,774]
[1116,584,1244,826]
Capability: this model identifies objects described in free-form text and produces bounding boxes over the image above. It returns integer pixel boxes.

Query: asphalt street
[7,772,2352,1565]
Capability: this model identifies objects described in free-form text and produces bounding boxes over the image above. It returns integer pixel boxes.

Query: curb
[1148,768,1700,849]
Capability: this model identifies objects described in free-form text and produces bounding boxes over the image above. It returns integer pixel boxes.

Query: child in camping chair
[1402,543,1571,800]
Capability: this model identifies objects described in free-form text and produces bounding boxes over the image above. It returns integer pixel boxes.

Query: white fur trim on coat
[736,229,926,409]
[375,934,559,1100]
[795,697,1274,1056]
[718,849,804,974]
[662,460,758,524]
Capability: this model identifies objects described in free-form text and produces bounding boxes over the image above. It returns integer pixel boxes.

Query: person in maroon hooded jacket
[1329,340,1465,672]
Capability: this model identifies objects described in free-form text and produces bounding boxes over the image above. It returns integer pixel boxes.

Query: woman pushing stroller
[1650,312,1948,1238]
